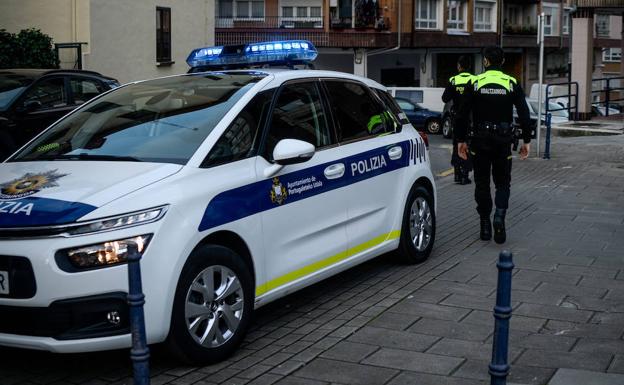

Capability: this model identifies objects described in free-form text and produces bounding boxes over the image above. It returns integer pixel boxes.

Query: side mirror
[273,139,315,166]
[23,99,42,112]
[263,139,315,178]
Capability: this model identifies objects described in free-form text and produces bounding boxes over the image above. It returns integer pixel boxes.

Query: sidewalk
[2,129,624,385]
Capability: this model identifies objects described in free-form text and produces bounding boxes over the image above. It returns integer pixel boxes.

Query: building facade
[0,0,215,84]
[215,0,622,96]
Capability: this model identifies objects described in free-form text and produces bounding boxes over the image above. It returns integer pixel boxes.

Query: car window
[203,89,274,168]
[397,99,415,111]
[323,80,392,142]
[374,89,408,127]
[21,77,67,109]
[263,81,331,160]
[70,77,105,105]
[12,73,266,165]
[0,73,34,110]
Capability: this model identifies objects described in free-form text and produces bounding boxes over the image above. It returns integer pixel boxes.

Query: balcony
[503,23,537,35]
[216,16,324,30]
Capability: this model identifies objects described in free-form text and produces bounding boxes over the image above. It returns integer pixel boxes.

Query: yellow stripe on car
[255,230,401,296]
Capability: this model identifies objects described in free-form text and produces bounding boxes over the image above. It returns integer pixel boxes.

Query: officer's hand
[520,143,530,160]
[458,142,468,160]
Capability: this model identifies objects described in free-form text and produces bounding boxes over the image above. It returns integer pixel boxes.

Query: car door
[322,79,407,254]
[11,76,74,146]
[255,80,348,296]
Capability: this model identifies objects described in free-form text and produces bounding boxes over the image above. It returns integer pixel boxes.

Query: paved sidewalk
[2,131,624,385]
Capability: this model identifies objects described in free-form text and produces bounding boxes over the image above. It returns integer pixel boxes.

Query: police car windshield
[11,72,266,164]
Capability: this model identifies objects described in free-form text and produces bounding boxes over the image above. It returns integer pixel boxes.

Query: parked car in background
[395,97,443,134]
[0,69,120,160]
[513,98,569,129]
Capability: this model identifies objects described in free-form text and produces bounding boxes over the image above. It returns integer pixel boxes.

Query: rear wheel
[442,116,453,139]
[426,119,442,135]
[166,245,254,364]
[398,185,436,264]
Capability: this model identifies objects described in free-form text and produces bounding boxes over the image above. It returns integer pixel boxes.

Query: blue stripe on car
[199,140,420,232]
[0,197,97,227]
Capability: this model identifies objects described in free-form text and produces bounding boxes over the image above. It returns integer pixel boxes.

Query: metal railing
[216,16,323,29]
[545,81,579,121]
[591,76,624,117]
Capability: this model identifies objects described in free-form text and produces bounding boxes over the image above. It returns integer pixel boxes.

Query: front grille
[0,292,129,340]
[0,255,36,299]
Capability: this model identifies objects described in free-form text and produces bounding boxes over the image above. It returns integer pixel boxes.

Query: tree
[0,28,59,69]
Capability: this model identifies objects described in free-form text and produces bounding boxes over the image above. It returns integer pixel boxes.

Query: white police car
[0,41,436,363]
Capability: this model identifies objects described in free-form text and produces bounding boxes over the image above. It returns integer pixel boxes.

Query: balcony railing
[216,16,323,29]
[503,23,537,35]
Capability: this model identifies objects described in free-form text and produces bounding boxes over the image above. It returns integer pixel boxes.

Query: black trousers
[470,139,512,217]
[452,138,473,176]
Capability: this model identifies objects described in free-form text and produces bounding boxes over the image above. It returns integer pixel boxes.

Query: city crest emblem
[0,170,69,200]
[269,177,287,205]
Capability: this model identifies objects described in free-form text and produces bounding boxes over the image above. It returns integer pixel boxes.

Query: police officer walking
[454,46,531,244]
[442,56,474,185]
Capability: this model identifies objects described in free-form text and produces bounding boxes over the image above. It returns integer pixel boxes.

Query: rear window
[11,73,266,165]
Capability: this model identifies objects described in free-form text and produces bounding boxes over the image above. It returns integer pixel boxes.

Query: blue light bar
[186,40,317,69]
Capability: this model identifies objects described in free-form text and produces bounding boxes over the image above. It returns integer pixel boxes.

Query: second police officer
[442,55,475,185]
[454,46,532,244]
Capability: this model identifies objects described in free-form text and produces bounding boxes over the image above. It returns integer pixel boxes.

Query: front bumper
[0,292,129,340]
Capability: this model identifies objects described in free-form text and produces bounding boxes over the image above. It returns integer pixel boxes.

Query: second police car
[0,41,436,363]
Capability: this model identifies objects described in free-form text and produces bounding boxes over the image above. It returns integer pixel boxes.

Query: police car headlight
[63,234,152,269]
[66,206,168,236]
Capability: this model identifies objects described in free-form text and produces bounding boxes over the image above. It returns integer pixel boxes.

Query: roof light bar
[186,40,317,69]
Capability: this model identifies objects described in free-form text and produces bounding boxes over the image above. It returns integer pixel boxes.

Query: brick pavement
[1,131,624,385]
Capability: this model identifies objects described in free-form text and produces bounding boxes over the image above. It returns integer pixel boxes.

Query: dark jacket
[455,66,531,143]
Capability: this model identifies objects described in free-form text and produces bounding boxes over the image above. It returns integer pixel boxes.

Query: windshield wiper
[34,154,142,162]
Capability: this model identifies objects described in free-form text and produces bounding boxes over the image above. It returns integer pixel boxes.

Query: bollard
[489,250,514,385]
[543,113,552,160]
[127,242,151,385]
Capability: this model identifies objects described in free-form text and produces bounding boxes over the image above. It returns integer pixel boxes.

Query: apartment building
[215,0,622,93]
[0,0,215,84]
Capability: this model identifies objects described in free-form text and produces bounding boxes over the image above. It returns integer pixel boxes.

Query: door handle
[388,146,403,160]
[324,163,345,179]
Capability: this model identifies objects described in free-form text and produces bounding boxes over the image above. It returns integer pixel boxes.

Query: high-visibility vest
[449,72,475,94]
[474,70,517,92]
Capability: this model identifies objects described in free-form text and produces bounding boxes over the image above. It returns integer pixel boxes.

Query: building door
[504,53,523,84]
[381,68,417,87]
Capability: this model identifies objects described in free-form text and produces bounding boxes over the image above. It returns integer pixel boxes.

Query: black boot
[493,208,507,244]
[454,166,461,183]
[480,216,492,241]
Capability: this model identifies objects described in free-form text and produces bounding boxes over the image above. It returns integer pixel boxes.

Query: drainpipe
[368,0,402,57]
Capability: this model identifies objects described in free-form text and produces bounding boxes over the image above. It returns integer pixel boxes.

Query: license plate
[0,270,8,295]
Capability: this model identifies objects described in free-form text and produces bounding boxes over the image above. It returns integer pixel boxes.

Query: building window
[474,1,495,32]
[543,6,558,36]
[226,0,264,19]
[297,6,307,17]
[596,14,610,37]
[603,48,621,63]
[156,7,171,63]
[282,6,293,17]
[505,4,521,26]
[310,7,322,18]
[562,10,570,35]
[415,0,439,30]
[447,0,466,31]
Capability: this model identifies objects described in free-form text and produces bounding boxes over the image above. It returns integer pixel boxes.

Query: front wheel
[166,245,254,364]
[426,119,442,135]
[398,185,436,264]
[442,116,453,139]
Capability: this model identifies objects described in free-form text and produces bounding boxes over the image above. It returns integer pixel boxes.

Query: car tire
[426,119,442,135]
[397,185,436,264]
[166,245,254,364]
[442,116,453,139]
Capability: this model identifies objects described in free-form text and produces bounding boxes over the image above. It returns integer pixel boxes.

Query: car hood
[0,161,182,227]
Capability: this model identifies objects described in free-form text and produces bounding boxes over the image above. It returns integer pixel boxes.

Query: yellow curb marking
[438,168,455,177]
